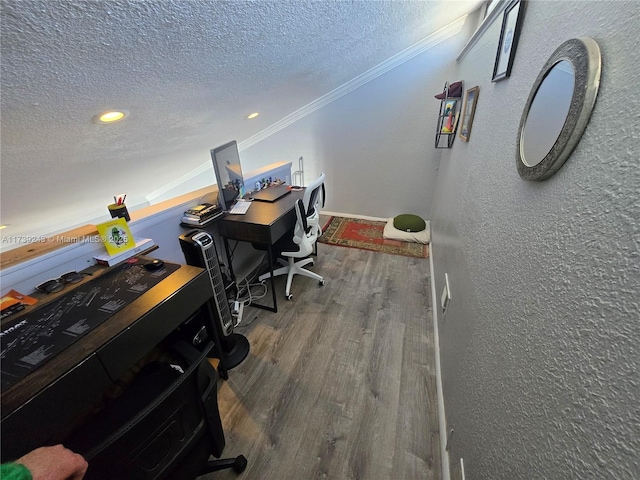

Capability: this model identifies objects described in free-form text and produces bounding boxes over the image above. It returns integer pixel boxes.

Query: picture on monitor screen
[210,140,245,211]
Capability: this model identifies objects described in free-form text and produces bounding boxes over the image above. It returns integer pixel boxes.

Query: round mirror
[516,38,601,181]
[521,60,575,166]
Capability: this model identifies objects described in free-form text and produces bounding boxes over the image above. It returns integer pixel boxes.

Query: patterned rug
[318,217,429,259]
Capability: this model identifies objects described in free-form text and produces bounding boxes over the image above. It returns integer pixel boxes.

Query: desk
[217,189,304,313]
[0,261,226,461]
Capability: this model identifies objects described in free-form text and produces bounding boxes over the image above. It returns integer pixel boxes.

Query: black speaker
[179,230,249,368]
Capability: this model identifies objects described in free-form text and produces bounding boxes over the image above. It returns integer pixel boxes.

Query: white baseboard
[429,241,451,480]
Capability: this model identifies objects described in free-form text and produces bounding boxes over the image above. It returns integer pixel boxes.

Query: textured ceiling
[0,0,481,240]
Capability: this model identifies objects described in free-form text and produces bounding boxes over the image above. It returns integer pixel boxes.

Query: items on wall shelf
[434,81,463,149]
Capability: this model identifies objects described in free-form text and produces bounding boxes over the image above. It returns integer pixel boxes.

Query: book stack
[181,203,223,227]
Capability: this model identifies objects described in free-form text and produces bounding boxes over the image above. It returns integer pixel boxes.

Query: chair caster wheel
[286,294,293,301]
[319,279,325,286]
[233,455,248,473]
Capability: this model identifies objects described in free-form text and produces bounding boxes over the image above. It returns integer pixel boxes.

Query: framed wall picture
[460,86,479,142]
[492,0,526,82]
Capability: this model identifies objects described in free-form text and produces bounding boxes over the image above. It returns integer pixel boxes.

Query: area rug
[319,217,429,259]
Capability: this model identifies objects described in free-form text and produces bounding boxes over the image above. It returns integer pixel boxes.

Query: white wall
[241,14,481,220]
[431,1,640,478]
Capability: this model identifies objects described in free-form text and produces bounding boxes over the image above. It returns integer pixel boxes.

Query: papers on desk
[181,203,223,226]
[229,200,251,215]
[181,212,223,226]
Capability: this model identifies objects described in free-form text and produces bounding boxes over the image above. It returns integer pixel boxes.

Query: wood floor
[207,243,439,480]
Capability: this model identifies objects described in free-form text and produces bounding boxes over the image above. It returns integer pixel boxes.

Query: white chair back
[302,173,325,235]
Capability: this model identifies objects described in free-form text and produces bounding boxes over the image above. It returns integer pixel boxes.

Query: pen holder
[108,203,130,222]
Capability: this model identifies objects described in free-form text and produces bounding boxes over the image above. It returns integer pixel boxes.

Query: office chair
[65,341,247,479]
[259,173,326,300]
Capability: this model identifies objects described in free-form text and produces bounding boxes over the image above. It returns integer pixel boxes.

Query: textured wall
[431,1,640,478]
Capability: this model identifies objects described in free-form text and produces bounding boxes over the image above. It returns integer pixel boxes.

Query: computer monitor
[210,140,245,211]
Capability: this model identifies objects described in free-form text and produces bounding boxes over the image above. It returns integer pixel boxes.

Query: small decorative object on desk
[108,193,130,221]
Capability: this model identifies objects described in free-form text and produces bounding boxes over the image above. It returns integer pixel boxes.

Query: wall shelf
[435,82,462,149]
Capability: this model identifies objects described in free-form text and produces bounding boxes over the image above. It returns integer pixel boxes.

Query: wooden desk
[217,189,304,313]
[0,262,226,461]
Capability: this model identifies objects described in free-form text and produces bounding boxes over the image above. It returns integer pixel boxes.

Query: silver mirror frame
[516,37,601,181]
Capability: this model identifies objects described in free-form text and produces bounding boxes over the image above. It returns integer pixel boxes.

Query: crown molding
[147,14,468,203]
[240,14,467,150]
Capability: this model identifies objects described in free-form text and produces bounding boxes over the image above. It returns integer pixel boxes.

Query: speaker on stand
[179,230,250,369]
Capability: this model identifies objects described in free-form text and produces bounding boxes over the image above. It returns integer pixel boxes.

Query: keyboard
[229,201,251,215]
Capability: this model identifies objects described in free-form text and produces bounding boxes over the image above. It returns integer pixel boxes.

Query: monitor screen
[210,140,245,211]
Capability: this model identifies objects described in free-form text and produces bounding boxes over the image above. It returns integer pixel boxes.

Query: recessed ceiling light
[247,112,259,119]
[94,109,129,124]
[0,225,7,230]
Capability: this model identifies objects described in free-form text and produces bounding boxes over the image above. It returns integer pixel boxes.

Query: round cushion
[393,214,426,232]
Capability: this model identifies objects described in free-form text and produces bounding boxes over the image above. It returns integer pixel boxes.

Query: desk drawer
[96,271,212,381]
[1,353,112,461]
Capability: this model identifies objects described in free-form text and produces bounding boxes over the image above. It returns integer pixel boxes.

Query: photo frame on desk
[492,0,526,82]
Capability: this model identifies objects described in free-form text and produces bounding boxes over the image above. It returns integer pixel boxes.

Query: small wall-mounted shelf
[435,81,462,149]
